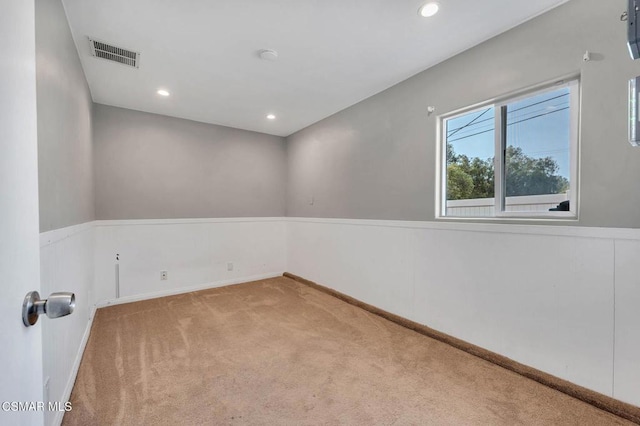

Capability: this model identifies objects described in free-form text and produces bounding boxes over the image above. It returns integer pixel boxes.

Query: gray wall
[286,0,640,228]
[94,104,287,219]
[36,0,95,232]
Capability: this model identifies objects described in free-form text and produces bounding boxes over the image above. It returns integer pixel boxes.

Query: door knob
[22,291,75,327]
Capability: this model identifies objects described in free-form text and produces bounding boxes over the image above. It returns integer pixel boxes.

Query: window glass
[504,87,571,213]
[440,79,578,218]
[445,107,495,217]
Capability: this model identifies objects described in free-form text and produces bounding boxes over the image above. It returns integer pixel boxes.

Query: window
[438,78,579,219]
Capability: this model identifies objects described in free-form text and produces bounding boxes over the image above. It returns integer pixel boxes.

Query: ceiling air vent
[88,38,140,68]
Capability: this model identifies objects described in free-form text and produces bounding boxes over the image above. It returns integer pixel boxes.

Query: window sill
[436,214,579,222]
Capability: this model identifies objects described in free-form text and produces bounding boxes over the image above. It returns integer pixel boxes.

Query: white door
[0,1,45,425]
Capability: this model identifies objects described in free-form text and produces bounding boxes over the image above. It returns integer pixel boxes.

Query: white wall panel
[559,238,614,394]
[42,217,640,414]
[40,223,95,426]
[287,218,630,400]
[614,239,640,406]
[95,219,286,302]
[287,221,414,319]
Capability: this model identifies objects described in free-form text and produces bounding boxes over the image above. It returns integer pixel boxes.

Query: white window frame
[436,76,580,220]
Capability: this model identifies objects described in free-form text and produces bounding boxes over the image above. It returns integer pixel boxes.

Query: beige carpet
[64,277,632,425]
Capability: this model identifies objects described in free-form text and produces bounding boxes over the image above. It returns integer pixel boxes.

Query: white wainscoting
[614,239,640,404]
[286,217,640,406]
[40,216,640,420]
[94,218,287,304]
[40,222,95,426]
[40,217,286,426]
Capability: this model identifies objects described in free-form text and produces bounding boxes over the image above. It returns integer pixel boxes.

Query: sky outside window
[446,87,570,179]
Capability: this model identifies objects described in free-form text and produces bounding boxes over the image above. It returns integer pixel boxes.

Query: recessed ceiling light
[266,114,276,120]
[157,89,170,97]
[418,2,440,17]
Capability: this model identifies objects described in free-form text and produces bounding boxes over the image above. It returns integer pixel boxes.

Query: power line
[510,148,568,156]
[509,93,568,114]
[447,128,493,143]
[446,92,569,135]
[447,111,493,135]
[508,106,569,127]
[447,100,569,137]
[450,102,569,139]
[447,106,569,143]
[447,108,491,138]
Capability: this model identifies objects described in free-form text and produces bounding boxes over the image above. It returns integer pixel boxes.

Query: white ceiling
[62,0,568,137]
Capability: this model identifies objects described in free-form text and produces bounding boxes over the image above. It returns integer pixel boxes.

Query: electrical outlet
[227,262,234,271]
[160,270,168,280]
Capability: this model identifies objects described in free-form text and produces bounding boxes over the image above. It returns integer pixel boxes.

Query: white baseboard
[95,217,285,227]
[53,304,97,426]
[95,272,284,308]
